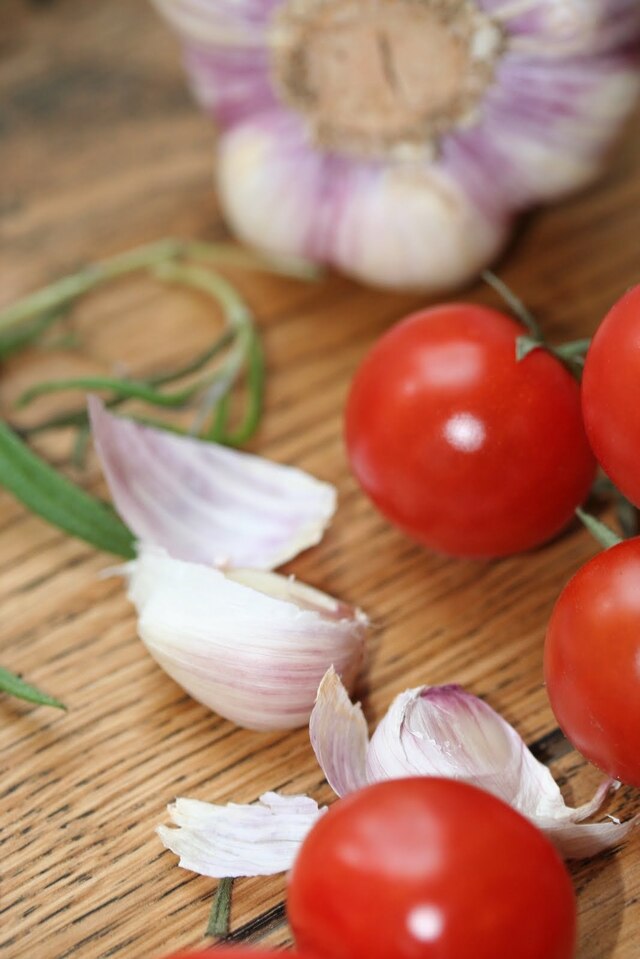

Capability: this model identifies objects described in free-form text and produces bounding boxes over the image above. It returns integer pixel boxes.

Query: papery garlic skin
[89,397,336,571]
[158,668,638,879]
[126,546,367,731]
[152,0,640,291]
[309,669,638,859]
[158,792,325,878]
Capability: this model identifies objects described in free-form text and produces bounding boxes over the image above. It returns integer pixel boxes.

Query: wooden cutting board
[2,2,639,957]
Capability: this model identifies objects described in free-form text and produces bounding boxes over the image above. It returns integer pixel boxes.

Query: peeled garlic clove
[158,792,324,878]
[89,396,336,571]
[126,545,367,731]
[217,117,510,292]
[311,671,638,858]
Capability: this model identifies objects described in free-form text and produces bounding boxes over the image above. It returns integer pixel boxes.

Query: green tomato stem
[206,877,234,938]
[482,270,542,340]
[575,507,623,549]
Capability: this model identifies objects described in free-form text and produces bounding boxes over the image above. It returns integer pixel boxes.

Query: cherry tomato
[545,537,640,787]
[288,778,576,959]
[345,304,596,558]
[582,285,640,507]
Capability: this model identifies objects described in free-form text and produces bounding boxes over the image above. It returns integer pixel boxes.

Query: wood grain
[1,2,640,956]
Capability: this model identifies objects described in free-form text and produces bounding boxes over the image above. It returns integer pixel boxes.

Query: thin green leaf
[206,877,234,938]
[0,666,66,709]
[0,421,135,557]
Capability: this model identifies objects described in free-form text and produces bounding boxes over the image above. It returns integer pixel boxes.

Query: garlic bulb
[152,0,640,291]
[126,547,367,730]
[158,668,638,876]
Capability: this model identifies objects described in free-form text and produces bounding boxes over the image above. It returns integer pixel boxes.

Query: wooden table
[2,2,640,957]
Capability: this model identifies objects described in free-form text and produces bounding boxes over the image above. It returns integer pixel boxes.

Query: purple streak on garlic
[309,668,638,859]
[157,792,325,878]
[152,0,640,291]
[126,546,367,731]
[89,397,336,571]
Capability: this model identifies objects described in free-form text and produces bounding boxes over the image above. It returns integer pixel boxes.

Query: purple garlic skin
[153,0,640,291]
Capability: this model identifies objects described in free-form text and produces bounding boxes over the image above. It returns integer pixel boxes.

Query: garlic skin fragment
[310,669,638,859]
[89,396,336,571]
[158,792,325,878]
[152,0,640,292]
[126,546,367,731]
[159,670,637,881]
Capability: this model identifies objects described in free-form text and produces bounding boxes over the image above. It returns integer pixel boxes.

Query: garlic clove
[217,115,510,292]
[330,163,510,292]
[217,114,326,267]
[494,0,640,52]
[444,53,640,215]
[309,666,369,797]
[158,792,324,878]
[126,545,367,731]
[478,61,640,204]
[89,396,336,571]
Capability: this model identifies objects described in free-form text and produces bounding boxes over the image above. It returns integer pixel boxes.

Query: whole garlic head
[153,0,640,291]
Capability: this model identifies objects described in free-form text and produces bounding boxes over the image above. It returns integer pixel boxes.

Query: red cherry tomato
[288,778,576,959]
[345,304,596,558]
[583,285,640,506]
[545,537,640,787]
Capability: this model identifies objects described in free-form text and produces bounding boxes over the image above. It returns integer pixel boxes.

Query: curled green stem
[0,239,182,334]
[9,246,264,446]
